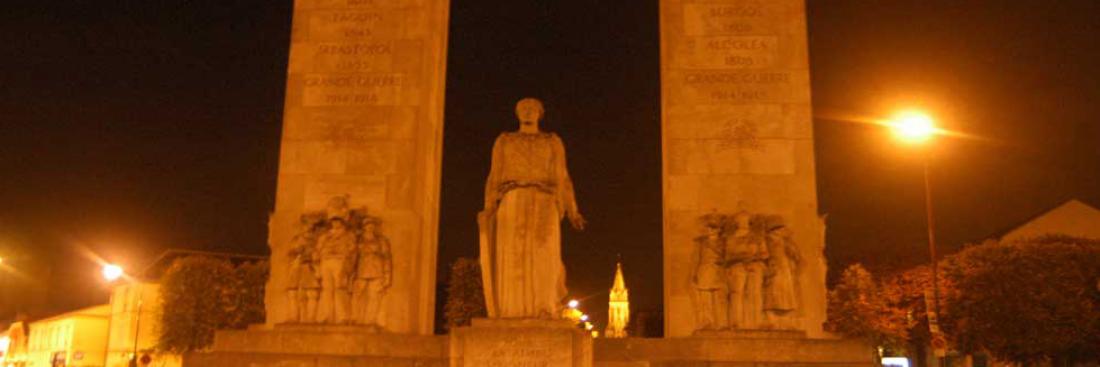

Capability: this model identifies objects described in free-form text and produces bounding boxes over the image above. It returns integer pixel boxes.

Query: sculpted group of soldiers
[286,196,393,326]
[691,210,801,331]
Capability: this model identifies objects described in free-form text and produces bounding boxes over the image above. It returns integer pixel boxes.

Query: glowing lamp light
[881,357,910,367]
[102,264,124,282]
[890,110,936,143]
[579,314,589,322]
[567,300,580,309]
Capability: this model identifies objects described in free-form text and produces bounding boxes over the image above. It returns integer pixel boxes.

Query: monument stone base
[450,318,593,367]
[183,324,448,367]
[594,333,876,366]
[184,323,872,367]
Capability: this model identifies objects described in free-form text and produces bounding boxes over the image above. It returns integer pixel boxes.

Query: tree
[826,264,910,349]
[226,260,268,329]
[878,264,956,367]
[828,263,958,367]
[157,257,236,353]
[157,257,270,353]
[944,236,1100,365]
[443,257,486,331]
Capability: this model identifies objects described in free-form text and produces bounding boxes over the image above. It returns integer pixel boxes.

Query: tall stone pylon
[266,0,450,335]
[660,0,827,337]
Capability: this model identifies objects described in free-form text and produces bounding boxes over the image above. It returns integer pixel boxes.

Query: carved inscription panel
[463,331,572,367]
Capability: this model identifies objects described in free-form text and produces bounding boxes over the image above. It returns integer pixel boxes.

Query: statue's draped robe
[480,132,576,318]
[764,232,798,313]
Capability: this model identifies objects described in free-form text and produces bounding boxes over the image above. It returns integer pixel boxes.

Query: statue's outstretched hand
[568,211,586,231]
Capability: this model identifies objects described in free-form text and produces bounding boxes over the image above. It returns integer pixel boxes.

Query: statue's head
[328,217,348,234]
[515,97,544,132]
[732,210,752,229]
[362,216,382,236]
[700,212,725,237]
[326,195,350,219]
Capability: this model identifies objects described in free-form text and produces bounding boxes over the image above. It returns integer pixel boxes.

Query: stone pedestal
[450,319,593,367]
[185,324,448,367]
[185,324,872,367]
[692,328,807,339]
[594,334,876,367]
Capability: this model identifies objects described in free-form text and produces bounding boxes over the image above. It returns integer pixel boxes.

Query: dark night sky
[1,1,1098,327]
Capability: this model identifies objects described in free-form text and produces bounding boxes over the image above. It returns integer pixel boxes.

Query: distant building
[0,284,178,367]
[1,321,28,366]
[0,326,10,364]
[0,249,261,367]
[105,282,179,367]
[24,305,110,367]
[605,262,630,338]
[1001,199,1100,242]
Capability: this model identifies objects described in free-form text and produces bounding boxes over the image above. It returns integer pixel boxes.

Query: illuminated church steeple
[605,261,630,338]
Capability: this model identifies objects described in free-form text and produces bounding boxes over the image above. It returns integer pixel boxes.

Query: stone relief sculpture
[282,195,392,327]
[316,215,356,323]
[286,218,321,323]
[763,222,801,329]
[724,210,768,329]
[691,213,727,331]
[479,97,585,319]
[352,217,392,326]
[690,209,802,333]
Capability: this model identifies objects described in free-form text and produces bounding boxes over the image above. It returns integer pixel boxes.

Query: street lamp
[102,264,124,282]
[102,264,143,367]
[890,110,937,143]
[888,110,946,366]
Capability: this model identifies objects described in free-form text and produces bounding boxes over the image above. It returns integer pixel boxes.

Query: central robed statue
[478,97,586,319]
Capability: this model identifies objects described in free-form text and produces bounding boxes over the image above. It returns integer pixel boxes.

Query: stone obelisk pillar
[660,0,827,337]
[266,0,450,335]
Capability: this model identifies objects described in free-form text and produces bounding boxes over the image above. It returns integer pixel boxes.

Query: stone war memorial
[185,0,875,366]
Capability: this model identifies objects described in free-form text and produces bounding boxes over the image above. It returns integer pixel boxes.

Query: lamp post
[888,110,945,367]
[103,264,143,367]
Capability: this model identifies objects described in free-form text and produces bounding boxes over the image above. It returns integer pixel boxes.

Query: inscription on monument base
[466,335,565,367]
[450,319,591,367]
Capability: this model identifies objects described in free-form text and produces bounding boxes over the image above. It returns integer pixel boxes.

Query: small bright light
[102,264,124,282]
[579,314,589,321]
[585,322,594,330]
[881,357,910,367]
[0,257,5,265]
[890,110,936,143]
[567,300,579,309]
